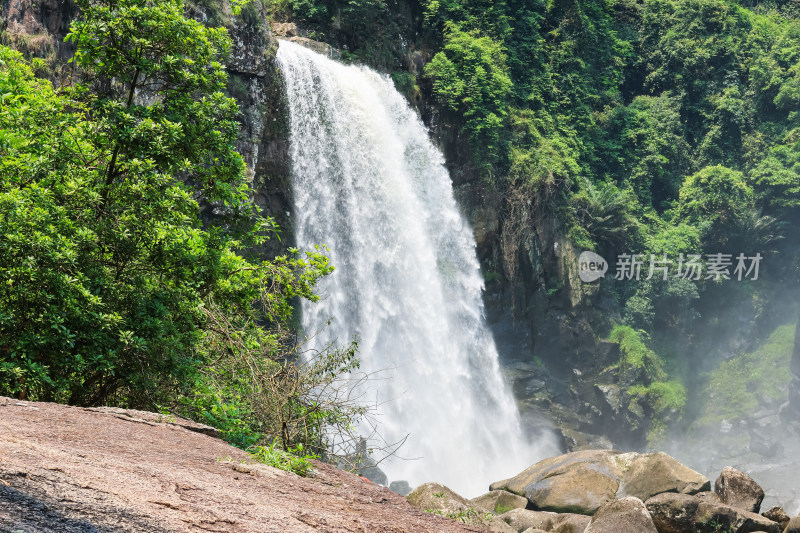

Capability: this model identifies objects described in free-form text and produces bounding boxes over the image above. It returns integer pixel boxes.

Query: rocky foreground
[2,397,799,533]
[0,397,479,532]
[407,450,800,533]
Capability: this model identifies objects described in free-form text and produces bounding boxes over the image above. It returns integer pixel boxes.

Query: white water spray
[276,40,552,496]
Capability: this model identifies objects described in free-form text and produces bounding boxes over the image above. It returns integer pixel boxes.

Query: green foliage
[696,323,795,427]
[676,165,755,249]
[424,507,495,525]
[608,325,666,380]
[248,440,318,476]
[424,23,512,168]
[0,0,336,424]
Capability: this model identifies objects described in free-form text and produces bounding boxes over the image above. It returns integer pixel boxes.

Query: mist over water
[276,39,555,496]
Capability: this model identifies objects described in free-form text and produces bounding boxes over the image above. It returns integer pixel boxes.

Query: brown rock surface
[645,492,780,533]
[715,466,765,513]
[584,496,658,533]
[0,397,482,532]
[490,449,709,515]
[761,506,790,529]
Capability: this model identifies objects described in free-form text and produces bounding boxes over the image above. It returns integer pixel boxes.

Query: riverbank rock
[645,492,780,533]
[490,450,709,515]
[715,466,765,513]
[407,483,472,515]
[406,483,515,532]
[785,516,800,533]
[471,490,529,514]
[495,508,590,533]
[584,496,658,533]
[761,506,790,529]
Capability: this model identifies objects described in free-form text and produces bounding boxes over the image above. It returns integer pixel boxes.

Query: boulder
[406,483,511,531]
[785,516,800,533]
[551,513,592,533]
[584,496,658,533]
[520,530,549,533]
[484,517,518,533]
[471,490,529,514]
[696,491,722,503]
[406,482,471,516]
[496,508,590,533]
[761,506,790,529]
[524,462,619,514]
[491,450,709,515]
[645,492,781,533]
[497,509,560,532]
[714,466,765,513]
[389,480,411,496]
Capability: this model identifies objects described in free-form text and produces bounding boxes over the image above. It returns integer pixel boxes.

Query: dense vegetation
[280,0,800,442]
[2,0,799,453]
[0,0,365,472]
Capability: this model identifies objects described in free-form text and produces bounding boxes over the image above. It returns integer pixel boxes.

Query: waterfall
[276,40,550,497]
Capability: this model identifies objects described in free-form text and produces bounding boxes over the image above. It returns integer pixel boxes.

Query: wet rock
[488,519,518,533]
[490,450,709,515]
[584,496,658,533]
[785,516,800,533]
[618,451,711,501]
[551,513,592,533]
[696,491,723,503]
[761,506,790,529]
[524,462,619,514]
[714,466,765,513]
[645,492,780,533]
[270,21,298,37]
[286,36,340,58]
[389,480,411,496]
[471,490,529,514]
[496,508,589,532]
[750,431,784,458]
[497,509,559,531]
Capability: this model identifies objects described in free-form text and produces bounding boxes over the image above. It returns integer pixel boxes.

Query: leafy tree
[675,165,755,249]
[424,23,512,168]
[0,1,333,413]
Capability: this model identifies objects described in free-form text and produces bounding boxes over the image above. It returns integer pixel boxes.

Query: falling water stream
[276,40,549,496]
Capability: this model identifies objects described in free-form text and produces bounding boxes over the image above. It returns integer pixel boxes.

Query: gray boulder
[714,466,765,513]
[584,496,658,533]
[389,480,411,496]
[471,490,529,514]
[645,492,780,533]
[491,450,709,515]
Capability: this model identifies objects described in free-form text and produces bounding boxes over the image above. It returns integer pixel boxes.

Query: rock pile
[407,450,799,533]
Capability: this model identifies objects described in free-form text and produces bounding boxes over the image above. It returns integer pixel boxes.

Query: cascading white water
[276,40,551,496]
